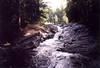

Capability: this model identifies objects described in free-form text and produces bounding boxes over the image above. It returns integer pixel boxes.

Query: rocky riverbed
[33,23,97,68]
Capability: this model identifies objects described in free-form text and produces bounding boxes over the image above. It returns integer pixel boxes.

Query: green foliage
[66,0,99,23]
[65,0,99,35]
[45,8,68,24]
[19,0,46,28]
[0,0,46,43]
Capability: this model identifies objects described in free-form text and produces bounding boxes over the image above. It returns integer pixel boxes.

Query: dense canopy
[0,0,45,43]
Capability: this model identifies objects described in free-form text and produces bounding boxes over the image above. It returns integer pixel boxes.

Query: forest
[0,0,99,68]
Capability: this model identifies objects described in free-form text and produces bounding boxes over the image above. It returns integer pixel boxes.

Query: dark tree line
[0,0,45,44]
[0,0,45,68]
[66,0,99,37]
[19,0,45,28]
[0,0,19,44]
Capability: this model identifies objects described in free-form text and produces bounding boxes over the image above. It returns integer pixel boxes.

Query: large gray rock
[58,23,97,56]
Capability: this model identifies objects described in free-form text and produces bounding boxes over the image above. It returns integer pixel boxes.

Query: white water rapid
[34,25,80,68]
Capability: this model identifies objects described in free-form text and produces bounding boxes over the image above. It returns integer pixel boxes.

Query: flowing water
[35,25,79,68]
[32,24,98,68]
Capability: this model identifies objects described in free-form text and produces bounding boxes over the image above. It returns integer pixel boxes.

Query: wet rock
[34,23,99,68]
[58,23,96,56]
[0,23,99,68]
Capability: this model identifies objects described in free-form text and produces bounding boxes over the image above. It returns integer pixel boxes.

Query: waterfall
[34,24,89,68]
[34,25,75,68]
[53,26,63,40]
[39,25,63,48]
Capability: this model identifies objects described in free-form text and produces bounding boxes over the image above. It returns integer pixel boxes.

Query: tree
[19,0,46,27]
[65,0,99,36]
[0,0,45,44]
[0,0,46,67]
